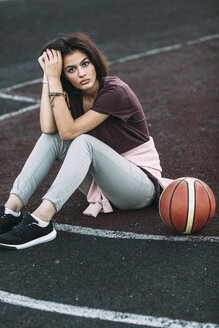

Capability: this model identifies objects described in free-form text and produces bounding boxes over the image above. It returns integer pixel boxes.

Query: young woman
[0,32,172,249]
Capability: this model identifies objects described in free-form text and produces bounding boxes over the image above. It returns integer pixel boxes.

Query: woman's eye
[68,67,76,73]
[82,61,89,67]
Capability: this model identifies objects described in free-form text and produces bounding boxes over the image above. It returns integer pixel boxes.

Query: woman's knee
[35,133,60,150]
[39,133,71,158]
[40,132,60,144]
[72,134,93,145]
[70,134,95,153]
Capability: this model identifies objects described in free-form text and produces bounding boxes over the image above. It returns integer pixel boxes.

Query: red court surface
[0,38,218,237]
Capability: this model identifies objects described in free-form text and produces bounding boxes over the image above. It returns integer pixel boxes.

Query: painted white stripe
[186,34,219,45]
[109,33,219,64]
[0,290,218,327]
[0,92,39,103]
[54,223,219,243]
[184,178,196,234]
[2,78,41,92]
[109,44,183,64]
[0,103,40,121]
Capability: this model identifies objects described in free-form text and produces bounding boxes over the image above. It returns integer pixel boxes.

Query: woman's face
[63,50,98,93]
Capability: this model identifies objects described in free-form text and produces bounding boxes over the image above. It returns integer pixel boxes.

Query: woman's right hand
[38,54,46,74]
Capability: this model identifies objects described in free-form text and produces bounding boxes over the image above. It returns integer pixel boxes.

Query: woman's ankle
[33,200,56,222]
[4,194,23,213]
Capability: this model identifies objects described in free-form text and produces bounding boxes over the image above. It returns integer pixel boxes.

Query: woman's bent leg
[10,133,71,206]
[43,134,155,211]
[89,139,155,210]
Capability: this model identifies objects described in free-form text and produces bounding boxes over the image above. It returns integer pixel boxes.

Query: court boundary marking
[109,33,219,64]
[54,223,219,243]
[0,33,219,121]
[0,92,39,103]
[0,103,40,121]
[0,290,218,327]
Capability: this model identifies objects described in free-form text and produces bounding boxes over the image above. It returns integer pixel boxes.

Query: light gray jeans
[11,133,155,212]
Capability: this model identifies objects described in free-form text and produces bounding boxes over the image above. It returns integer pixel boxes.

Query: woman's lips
[80,79,90,85]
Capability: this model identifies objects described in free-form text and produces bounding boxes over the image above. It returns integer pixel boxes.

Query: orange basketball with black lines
[159,177,216,234]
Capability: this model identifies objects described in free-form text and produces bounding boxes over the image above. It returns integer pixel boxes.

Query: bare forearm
[40,75,57,134]
[49,78,75,139]
[49,78,109,140]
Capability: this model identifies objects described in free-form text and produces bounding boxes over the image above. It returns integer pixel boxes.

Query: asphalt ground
[0,1,219,327]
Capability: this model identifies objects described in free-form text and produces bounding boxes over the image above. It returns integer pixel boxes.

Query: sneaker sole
[0,229,57,250]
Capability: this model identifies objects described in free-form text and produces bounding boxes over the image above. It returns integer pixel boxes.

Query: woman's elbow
[58,129,78,140]
[59,132,74,140]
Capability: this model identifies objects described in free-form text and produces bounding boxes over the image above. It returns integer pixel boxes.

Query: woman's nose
[78,67,86,77]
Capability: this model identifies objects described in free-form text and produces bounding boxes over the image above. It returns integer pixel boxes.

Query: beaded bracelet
[48,92,70,109]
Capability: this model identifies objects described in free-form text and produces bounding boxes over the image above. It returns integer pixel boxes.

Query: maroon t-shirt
[69,75,160,197]
[69,76,150,154]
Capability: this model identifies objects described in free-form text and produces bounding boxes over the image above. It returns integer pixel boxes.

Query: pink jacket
[83,137,173,217]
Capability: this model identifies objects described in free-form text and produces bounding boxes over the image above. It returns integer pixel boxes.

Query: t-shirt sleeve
[91,86,132,122]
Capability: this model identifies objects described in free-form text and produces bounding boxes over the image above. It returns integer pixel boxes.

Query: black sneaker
[0,213,57,250]
[0,205,23,234]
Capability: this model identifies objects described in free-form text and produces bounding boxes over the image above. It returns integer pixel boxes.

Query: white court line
[0,103,40,121]
[2,78,41,92]
[54,223,219,243]
[109,33,219,64]
[0,92,39,103]
[0,290,218,327]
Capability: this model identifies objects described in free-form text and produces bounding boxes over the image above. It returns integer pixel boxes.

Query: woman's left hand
[42,49,63,81]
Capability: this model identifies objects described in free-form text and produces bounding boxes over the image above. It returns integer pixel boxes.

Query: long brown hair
[40,32,109,97]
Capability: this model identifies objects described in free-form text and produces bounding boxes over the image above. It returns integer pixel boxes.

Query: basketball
[159,177,216,234]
